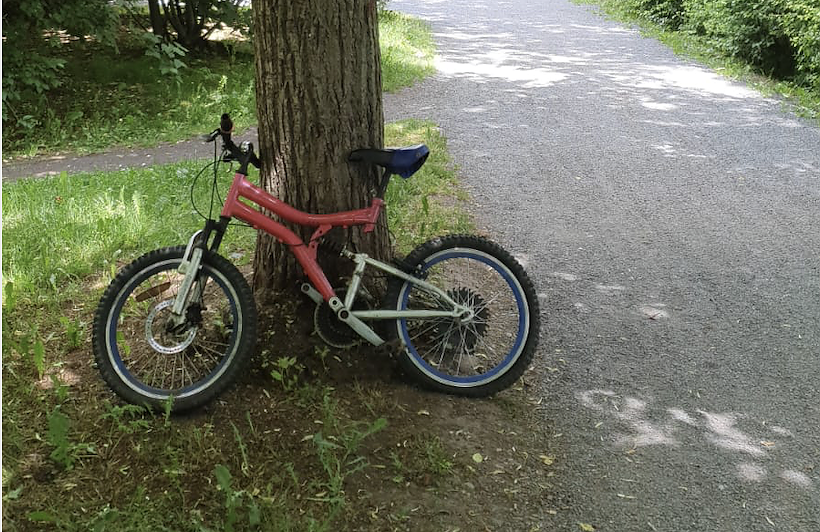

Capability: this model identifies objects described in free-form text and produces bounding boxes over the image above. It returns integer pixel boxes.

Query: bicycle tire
[92,246,257,412]
[384,235,540,396]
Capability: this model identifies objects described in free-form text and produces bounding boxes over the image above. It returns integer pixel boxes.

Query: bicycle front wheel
[384,235,540,396]
[92,246,257,412]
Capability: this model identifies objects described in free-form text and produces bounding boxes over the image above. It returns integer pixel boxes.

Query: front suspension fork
[168,217,230,327]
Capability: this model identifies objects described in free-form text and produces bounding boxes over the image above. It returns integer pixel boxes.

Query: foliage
[627,0,687,29]
[607,0,820,90]
[1,0,118,121]
[3,11,432,158]
[125,0,250,50]
[143,32,189,79]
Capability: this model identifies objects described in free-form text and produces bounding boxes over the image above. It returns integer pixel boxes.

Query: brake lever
[202,129,220,143]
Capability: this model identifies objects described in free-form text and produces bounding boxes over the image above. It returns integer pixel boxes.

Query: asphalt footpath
[384,1,820,530]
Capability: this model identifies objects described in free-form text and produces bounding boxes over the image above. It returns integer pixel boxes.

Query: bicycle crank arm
[329,296,384,346]
[300,282,323,305]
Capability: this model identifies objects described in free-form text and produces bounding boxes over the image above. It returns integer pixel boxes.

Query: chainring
[313,288,371,349]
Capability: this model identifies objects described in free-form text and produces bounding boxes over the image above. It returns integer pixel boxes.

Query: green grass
[379,10,436,92]
[1,120,470,531]
[3,11,436,158]
[575,0,820,121]
[384,120,472,253]
[5,52,259,158]
[2,161,256,301]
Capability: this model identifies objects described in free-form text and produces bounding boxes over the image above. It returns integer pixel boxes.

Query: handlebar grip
[220,113,234,135]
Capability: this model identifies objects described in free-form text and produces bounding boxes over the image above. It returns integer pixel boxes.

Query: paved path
[1,128,260,182]
[385,1,819,531]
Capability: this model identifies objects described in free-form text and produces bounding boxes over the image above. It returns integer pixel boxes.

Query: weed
[270,355,303,392]
[3,280,16,311]
[231,421,252,477]
[58,316,84,349]
[49,374,70,403]
[31,339,46,380]
[315,345,330,370]
[245,410,258,438]
[214,464,261,532]
[313,392,388,504]
[163,395,175,426]
[389,450,406,484]
[423,436,454,476]
[102,403,151,434]
[47,406,95,469]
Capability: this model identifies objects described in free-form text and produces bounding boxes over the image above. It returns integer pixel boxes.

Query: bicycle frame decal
[221,172,384,301]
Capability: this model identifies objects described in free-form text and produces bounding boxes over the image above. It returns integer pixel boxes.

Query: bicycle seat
[349,144,430,178]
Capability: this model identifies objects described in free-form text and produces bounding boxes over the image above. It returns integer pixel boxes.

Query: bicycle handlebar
[204,113,261,173]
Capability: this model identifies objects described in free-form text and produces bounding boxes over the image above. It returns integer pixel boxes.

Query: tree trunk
[251,0,388,295]
[147,0,167,40]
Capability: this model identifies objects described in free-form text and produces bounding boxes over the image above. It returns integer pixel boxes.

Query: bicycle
[92,114,540,412]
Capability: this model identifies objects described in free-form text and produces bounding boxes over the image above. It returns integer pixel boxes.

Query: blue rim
[398,250,528,385]
[106,259,239,398]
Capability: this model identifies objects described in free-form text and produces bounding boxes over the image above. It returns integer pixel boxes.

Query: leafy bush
[781,1,820,88]
[1,0,118,121]
[608,0,820,90]
[625,0,687,29]
[684,0,796,78]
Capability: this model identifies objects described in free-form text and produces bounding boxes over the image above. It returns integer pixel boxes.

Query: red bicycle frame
[220,171,384,302]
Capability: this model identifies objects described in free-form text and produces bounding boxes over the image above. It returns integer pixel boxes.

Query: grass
[379,10,435,93]
[574,0,820,121]
[1,120,473,531]
[3,10,436,158]
[384,120,472,254]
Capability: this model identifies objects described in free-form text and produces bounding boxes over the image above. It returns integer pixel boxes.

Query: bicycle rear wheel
[384,235,539,396]
[92,246,257,412]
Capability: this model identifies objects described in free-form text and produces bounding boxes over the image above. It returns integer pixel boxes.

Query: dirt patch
[3,285,558,531]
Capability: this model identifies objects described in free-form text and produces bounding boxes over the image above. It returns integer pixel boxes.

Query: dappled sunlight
[601,64,758,99]
[435,57,568,88]
[699,411,766,456]
[577,389,817,491]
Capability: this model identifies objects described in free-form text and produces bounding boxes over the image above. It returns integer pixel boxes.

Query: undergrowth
[3,10,436,158]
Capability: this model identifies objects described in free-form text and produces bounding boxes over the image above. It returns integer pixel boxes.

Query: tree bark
[251,0,388,295]
[147,0,167,40]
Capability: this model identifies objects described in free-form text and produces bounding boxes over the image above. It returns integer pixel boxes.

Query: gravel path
[384,1,819,531]
[1,128,260,183]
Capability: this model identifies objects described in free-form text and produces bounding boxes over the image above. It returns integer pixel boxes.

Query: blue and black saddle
[349,144,430,178]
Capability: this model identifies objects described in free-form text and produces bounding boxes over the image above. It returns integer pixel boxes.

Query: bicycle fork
[167,230,208,331]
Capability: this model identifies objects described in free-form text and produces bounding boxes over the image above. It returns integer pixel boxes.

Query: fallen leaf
[579,523,595,531]
[760,441,775,448]
[539,454,555,465]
